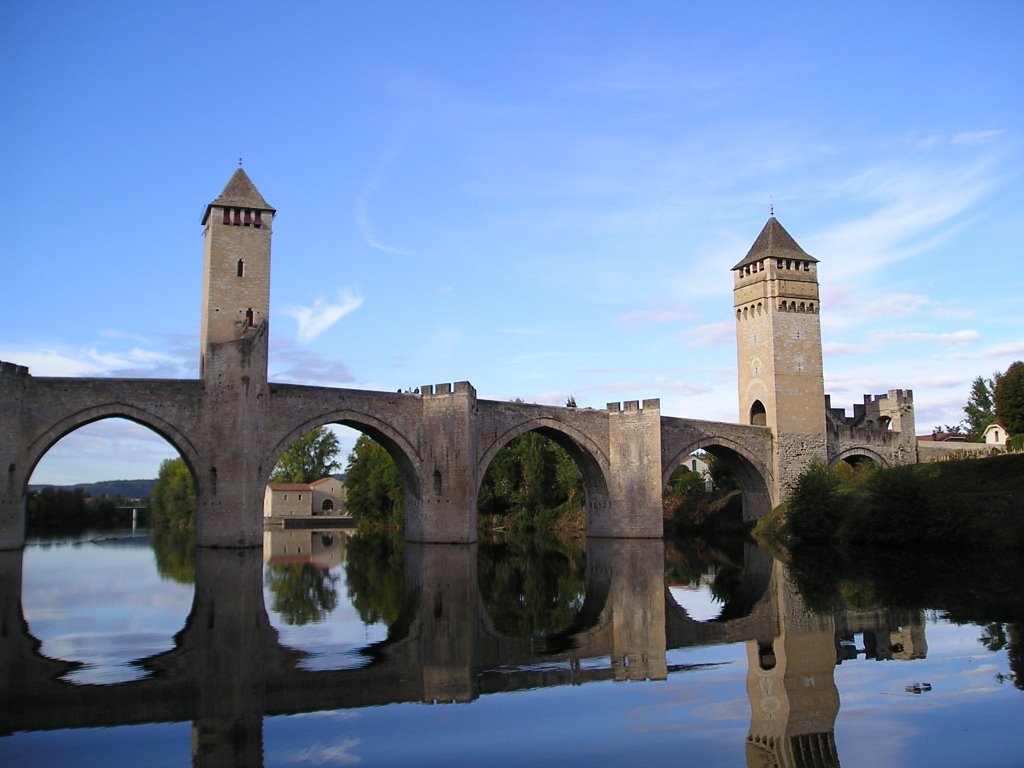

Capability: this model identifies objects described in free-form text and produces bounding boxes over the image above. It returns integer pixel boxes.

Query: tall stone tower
[200,166,276,377]
[197,168,275,546]
[733,217,826,500]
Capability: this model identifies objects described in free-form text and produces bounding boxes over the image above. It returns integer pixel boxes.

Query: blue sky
[2,1,1022,484]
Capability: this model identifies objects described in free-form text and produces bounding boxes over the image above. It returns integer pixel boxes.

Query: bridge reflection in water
[0,535,927,767]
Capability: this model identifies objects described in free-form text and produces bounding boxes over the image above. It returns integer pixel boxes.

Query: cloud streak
[355,146,414,256]
[283,289,364,343]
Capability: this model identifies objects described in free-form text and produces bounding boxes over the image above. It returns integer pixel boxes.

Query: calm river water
[1,527,1022,767]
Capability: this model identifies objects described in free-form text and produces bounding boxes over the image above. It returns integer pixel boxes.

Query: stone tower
[733,217,826,500]
[197,168,275,546]
[200,166,276,378]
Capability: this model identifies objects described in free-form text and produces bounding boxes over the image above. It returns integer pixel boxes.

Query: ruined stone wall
[826,389,918,467]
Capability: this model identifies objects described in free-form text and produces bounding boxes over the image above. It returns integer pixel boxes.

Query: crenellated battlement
[606,398,660,413]
[420,381,477,398]
[0,361,30,379]
[825,389,917,466]
[825,389,914,430]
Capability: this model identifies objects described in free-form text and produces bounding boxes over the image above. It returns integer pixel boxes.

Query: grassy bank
[757,453,1024,551]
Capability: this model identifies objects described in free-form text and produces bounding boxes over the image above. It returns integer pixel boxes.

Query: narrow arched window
[237,259,244,277]
[750,400,767,427]
[245,308,254,327]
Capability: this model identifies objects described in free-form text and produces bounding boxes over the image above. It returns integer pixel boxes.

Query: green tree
[477,430,584,531]
[964,374,998,441]
[271,426,341,484]
[994,361,1024,436]
[149,457,196,530]
[665,465,706,497]
[344,434,405,528]
[785,459,845,543]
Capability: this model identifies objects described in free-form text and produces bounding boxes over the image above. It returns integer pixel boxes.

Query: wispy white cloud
[952,129,1005,146]
[862,293,936,318]
[823,342,869,356]
[615,305,697,327]
[949,341,1024,360]
[355,146,414,256]
[268,338,357,386]
[0,333,196,379]
[812,152,1002,280]
[871,329,979,345]
[682,321,733,348]
[283,289,364,343]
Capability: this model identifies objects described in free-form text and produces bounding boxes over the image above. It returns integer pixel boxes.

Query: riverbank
[757,452,1024,551]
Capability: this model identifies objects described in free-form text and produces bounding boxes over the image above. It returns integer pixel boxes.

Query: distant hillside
[29,479,155,499]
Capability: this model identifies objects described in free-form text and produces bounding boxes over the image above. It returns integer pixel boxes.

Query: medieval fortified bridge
[0,169,917,549]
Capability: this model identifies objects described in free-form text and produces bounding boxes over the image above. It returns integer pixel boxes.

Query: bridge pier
[0,363,29,550]
[196,325,271,548]
[594,399,663,538]
[407,383,479,544]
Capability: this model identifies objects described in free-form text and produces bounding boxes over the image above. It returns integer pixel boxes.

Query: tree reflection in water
[478,534,586,642]
[152,527,196,584]
[264,563,340,625]
[343,532,404,626]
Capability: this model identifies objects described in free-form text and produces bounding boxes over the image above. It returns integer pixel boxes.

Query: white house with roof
[263,476,348,518]
[983,423,1009,448]
[681,453,714,491]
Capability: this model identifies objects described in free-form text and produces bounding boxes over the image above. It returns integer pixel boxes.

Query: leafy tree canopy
[344,434,404,528]
[271,426,341,484]
[964,373,998,441]
[150,457,195,530]
[994,361,1024,436]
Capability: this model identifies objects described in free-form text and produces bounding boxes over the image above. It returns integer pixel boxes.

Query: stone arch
[829,447,888,469]
[477,417,612,521]
[25,402,201,487]
[266,410,422,504]
[663,436,772,521]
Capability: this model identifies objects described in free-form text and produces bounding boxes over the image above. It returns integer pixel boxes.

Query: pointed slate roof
[731,216,817,271]
[202,167,276,224]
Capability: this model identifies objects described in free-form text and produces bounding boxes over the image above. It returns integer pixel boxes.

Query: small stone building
[263,477,348,518]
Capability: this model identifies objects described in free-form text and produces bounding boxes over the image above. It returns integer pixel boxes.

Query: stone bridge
[0,361,774,548]
[0,167,920,549]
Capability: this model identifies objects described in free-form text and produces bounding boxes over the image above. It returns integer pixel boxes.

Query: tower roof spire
[732,216,817,271]
[202,167,275,224]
